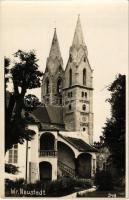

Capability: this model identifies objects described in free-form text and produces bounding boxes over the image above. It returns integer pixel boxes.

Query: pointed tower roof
[72,15,85,48]
[49,28,62,59]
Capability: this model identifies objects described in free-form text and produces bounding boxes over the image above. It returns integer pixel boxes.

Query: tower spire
[72,15,85,48]
[49,28,62,59]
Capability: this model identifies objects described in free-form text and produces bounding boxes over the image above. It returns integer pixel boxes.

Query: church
[5,16,97,183]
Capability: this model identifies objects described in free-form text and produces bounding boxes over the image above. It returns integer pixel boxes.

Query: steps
[58,160,75,178]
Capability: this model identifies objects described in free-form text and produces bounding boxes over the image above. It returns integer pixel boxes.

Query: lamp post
[25,140,28,182]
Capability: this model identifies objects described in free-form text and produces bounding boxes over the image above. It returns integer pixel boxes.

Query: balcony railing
[39,150,57,157]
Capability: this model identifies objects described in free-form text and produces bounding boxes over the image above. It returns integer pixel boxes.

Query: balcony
[39,150,57,157]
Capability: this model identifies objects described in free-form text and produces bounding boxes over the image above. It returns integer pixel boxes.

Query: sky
[1,0,128,141]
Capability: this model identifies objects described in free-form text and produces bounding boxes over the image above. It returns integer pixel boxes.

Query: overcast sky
[1,0,128,141]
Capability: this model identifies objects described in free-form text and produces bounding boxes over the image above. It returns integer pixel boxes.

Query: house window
[69,69,72,86]
[8,144,18,164]
[83,68,86,86]
[82,91,84,97]
[84,57,86,62]
[46,78,49,94]
[71,92,72,97]
[69,104,72,110]
[83,127,86,131]
[82,104,86,111]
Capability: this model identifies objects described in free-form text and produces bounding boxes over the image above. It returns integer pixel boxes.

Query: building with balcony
[5,16,97,183]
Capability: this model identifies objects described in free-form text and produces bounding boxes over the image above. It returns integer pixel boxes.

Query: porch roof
[59,134,98,153]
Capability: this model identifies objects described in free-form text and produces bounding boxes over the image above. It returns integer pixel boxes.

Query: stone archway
[77,153,92,178]
[39,161,52,181]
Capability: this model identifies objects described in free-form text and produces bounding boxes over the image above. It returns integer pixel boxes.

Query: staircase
[58,160,75,178]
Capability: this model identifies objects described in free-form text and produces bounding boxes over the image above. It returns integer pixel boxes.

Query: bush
[5,177,93,197]
[46,177,75,197]
[5,178,25,197]
[73,178,93,189]
[95,170,114,191]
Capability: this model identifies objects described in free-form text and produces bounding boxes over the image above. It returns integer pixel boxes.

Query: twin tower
[41,16,94,144]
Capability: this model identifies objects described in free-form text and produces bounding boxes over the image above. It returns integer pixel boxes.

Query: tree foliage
[103,74,126,175]
[5,163,19,174]
[5,50,43,153]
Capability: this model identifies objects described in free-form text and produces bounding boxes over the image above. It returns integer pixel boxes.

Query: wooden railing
[58,160,75,177]
[39,150,57,157]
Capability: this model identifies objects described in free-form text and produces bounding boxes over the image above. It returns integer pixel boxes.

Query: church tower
[63,16,94,144]
[42,28,64,106]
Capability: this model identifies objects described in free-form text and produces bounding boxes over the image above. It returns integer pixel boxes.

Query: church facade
[5,16,97,183]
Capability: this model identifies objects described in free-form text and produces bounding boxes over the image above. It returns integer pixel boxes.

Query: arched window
[57,79,62,94]
[85,92,87,98]
[69,69,72,86]
[82,91,84,97]
[83,127,86,131]
[40,132,55,151]
[84,57,86,62]
[83,68,86,86]
[46,78,49,94]
[82,104,86,111]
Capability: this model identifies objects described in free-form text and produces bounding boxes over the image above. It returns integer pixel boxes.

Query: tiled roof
[59,134,98,152]
[32,105,64,125]
[46,105,63,124]
[32,106,51,123]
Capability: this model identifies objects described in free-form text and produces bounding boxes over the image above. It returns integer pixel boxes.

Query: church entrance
[39,161,52,181]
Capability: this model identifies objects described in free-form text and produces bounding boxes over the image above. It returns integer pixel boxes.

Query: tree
[103,74,126,176]
[5,50,43,153]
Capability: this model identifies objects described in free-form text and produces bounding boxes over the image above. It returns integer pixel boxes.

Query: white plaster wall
[38,131,58,180]
[28,124,40,182]
[5,142,27,180]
